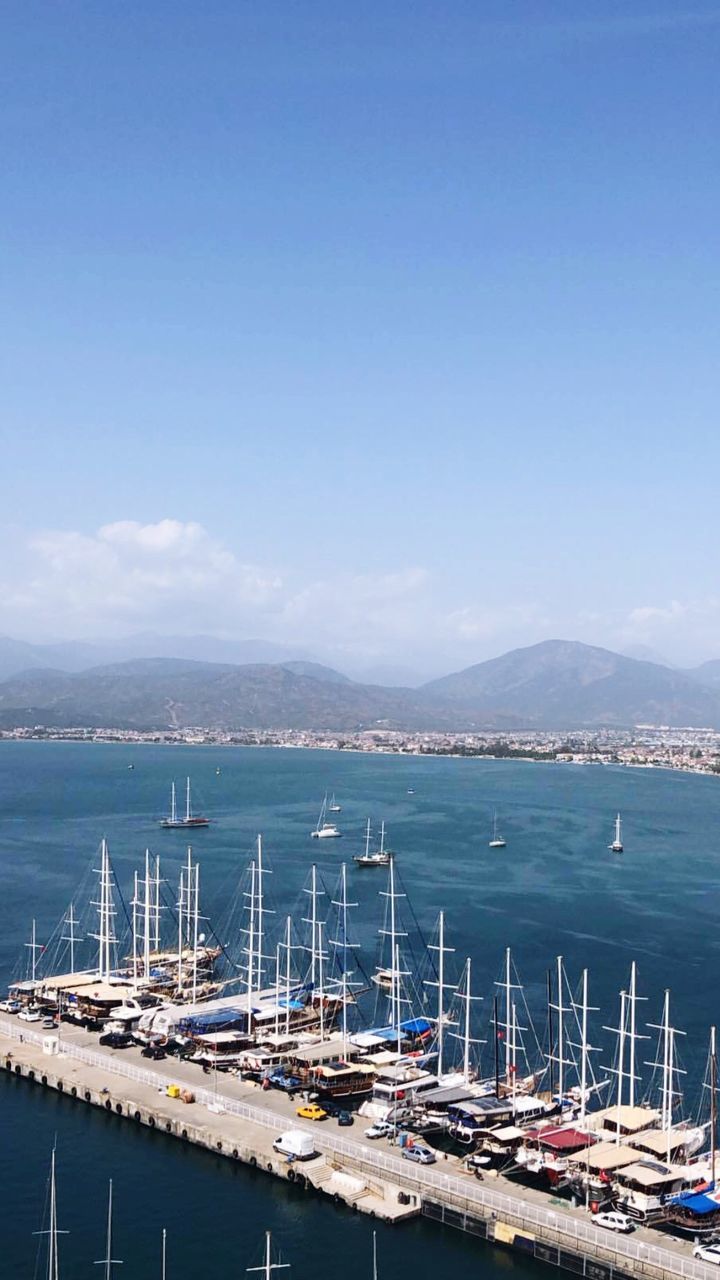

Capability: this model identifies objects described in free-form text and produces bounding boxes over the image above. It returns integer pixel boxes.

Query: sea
[1,740,719,1278]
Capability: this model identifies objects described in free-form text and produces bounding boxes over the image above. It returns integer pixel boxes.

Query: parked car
[99,1031,133,1049]
[141,1044,167,1060]
[42,1017,56,1029]
[590,1211,635,1234]
[692,1243,720,1265]
[296,1103,327,1121]
[0,999,21,1014]
[364,1121,394,1140]
[402,1144,436,1166]
[18,1008,42,1023]
[336,1110,353,1127]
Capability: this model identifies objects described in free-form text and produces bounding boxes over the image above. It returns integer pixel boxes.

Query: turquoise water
[1,741,719,1277]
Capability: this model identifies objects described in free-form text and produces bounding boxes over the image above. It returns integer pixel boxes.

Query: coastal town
[4,723,720,777]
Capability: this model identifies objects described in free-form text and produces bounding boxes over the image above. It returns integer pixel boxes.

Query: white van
[273,1130,317,1161]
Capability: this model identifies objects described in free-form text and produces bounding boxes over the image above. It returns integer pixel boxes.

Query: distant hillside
[422,639,720,729]
[0,659,454,732]
[2,641,720,732]
[0,634,319,681]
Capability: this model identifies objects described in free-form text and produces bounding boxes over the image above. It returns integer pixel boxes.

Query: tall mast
[170,781,176,825]
[646,989,687,1163]
[95,1180,122,1280]
[131,872,139,983]
[91,840,117,981]
[710,1026,717,1184]
[615,991,627,1144]
[493,995,500,1097]
[463,958,472,1083]
[143,849,152,978]
[317,920,325,1039]
[185,777,191,823]
[153,856,162,951]
[246,861,256,1019]
[62,902,81,976]
[569,968,600,1126]
[26,918,43,982]
[329,864,357,1041]
[246,1231,289,1280]
[547,969,554,1098]
[256,835,264,996]
[627,961,647,1106]
[426,912,456,1079]
[548,956,575,1100]
[285,916,292,1037]
[494,948,523,1084]
[191,858,199,1004]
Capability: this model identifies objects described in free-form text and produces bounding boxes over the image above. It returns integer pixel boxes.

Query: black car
[141,1044,167,1060]
[99,1031,133,1049]
[337,1110,354,1127]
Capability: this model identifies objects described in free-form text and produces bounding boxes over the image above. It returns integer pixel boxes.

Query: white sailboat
[247,1231,290,1280]
[354,818,391,867]
[488,810,506,849]
[95,1180,122,1279]
[327,792,341,813]
[160,777,209,828]
[311,793,340,838]
[35,1147,66,1280]
[609,813,623,852]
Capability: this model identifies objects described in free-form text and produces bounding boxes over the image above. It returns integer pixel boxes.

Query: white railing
[1,1019,714,1280]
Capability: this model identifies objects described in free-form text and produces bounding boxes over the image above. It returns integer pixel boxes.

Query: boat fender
[28,1070,35,1081]
[115,1102,122,1114]
[71,1086,77,1097]
[250,1156,257,1167]
[83,1088,90,1100]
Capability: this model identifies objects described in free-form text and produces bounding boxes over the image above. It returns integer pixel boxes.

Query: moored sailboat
[488,811,506,849]
[160,778,210,829]
[609,813,623,853]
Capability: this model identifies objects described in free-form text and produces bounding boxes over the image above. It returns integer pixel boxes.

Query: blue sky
[1,2,719,675]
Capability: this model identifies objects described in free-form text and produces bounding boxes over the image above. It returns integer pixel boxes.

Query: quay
[1,1017,715,1280]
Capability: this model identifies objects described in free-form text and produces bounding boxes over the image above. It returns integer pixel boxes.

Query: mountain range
[2,638,720,732]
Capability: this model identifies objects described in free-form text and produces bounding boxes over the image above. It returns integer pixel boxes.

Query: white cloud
[1,520,282,636]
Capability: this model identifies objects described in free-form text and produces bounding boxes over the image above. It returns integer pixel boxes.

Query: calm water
[2,741,719,1278]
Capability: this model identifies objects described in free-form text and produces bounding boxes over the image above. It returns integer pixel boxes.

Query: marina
[4,741,720,1279]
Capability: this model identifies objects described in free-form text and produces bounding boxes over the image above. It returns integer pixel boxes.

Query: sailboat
[609,813,623,852]
[35,1147,66,1280]
[160,778,210,828]
[488,811,506,849]
[355,819,391,867]
[247,1231,290,1280]
[311,793,340,838]
[95,1181,122,1279]
[327,792,341,813]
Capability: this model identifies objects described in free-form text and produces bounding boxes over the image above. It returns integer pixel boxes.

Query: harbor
[3,1016,717,1278]
[4,743,720,1278]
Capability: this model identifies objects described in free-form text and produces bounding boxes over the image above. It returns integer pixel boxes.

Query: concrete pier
[1,1018,715,1279]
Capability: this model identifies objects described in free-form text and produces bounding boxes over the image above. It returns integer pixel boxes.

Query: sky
[1,2,719,678]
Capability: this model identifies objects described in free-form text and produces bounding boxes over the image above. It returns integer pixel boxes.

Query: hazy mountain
[0,634,319,680]
[422,639,720,728]
[0,659,452,732]
[2,640,720,732]
[684,659,720,689]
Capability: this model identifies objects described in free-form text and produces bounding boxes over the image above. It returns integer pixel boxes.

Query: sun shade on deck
[616,1161,686,1187]
[586,1104,661,1135]
[535,1127,597,1152]
[569,1141,640,1172]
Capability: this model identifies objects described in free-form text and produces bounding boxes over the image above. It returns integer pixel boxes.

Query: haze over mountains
[2,638,720,732]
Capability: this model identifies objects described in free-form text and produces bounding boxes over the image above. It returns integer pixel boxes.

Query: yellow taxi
[296,1102,327,1121]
